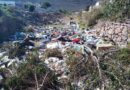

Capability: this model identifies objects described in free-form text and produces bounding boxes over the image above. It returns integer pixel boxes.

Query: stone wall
[94,21,130,47]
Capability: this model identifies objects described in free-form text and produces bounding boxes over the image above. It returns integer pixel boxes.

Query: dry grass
[127,42,130,49]
[44,49,63,59]
[85,7,103,27]
[77,7,103,28]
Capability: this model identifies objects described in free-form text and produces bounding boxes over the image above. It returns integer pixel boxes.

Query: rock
[0,65,6,68]
[1,56,10,62]
[122,29,128,36]
[0,75,3,79]
[58,75,68,80]
[119,44,127,48]
[118,32,122,36]
[115,29,120,34]
[117,37,122,42]
[95,21,129,46]
[108,29,113,35]
[96,88,100,90]
[122,35,128,41]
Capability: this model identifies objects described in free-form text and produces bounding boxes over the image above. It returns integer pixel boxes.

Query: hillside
[0,0,130,90]
[4,0,97,11]
[0,6,64,43]
[0,7,25,43]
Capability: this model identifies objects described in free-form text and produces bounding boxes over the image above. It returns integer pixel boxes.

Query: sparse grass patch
[85,7,103,27]
[128,42,130,49]
[77,7,103,28]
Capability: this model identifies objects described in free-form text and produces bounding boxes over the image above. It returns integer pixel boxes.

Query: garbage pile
[0,25,114,68]
[0,24,116,89]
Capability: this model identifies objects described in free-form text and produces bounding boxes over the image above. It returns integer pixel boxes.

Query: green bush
[29,5,35,12]
[99,48,130,89]
[64,48,130,89]
[41,2,51,9]
[103,0,130,21]
[117,48,130,64]
[5,76,23,89]
[8,44,26,59]
[65,48,101,89]
[2,52,59,90]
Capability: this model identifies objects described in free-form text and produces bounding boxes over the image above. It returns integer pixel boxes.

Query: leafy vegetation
[99,48,130,89]
[64,49,101,89]
[1,44,130,90]
[0,6,14,17]
[1,51,59,90]
[8,43,26,59]
[63,48,130,89]
[102,0,130,21]
[24,4,36,12]
[77,0,130,28]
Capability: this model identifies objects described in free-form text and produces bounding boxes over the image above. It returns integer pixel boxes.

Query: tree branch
[39,72,49,89]
[34,72,39,90]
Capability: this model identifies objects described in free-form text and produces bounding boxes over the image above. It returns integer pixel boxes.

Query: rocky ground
[94,21,129,48]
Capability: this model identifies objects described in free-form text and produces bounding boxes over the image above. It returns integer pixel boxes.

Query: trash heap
[1,23,125,89]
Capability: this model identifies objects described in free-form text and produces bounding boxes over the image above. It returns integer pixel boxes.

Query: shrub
[44,49,63,59]
[2,52,59,90]
[41,2,51,9]
[117,48,130,65]
[78,7,103,27]
[85,8,103,27]
[99,48,130,89]
[103,0,130,21]
[24,4,29,9]
[29,5,35,12]
[8,44,26,59]
[5,76,23,89]
[128,43,130,49]
[59,9,68,14]
[65,48,100,89]
[64,48,130,89]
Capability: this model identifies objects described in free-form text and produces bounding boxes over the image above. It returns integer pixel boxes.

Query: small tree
[29,5,35,12]
[41,2,51,9]
[24,4,29,9]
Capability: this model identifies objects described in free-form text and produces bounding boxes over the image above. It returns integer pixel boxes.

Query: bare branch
[91,53,104,90]
[102,49,119,59]
[39,72,49,89]
[7,68,13,76]
[34,72,39,90]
